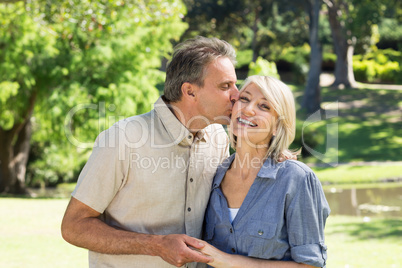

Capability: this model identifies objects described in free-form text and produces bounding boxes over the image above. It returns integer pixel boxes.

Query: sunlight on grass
[1,198,400,268]
[325,215,402,268]
[313,165,402,184]
[0,198,86,268]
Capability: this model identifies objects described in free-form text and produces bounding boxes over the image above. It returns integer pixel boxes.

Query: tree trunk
[251,5,261,63]
[326,0,357,88]
[0,91,36,194]
[13,119,32,193]
[303,0,322,113]
[0,120,32,194]
[0,130,17,193]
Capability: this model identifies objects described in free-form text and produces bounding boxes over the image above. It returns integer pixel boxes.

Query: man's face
[195,57,238,125]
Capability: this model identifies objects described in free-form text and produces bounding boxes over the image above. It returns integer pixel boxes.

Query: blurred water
[324,185,402,217]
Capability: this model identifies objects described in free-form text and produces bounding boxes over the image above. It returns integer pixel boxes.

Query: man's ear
[181,82,197,100]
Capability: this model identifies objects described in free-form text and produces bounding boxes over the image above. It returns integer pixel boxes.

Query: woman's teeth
[238,118,257,127]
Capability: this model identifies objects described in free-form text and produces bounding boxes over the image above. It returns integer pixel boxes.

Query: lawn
[289,84,402,184]
[325,215,402,268]
[294,85,402,164]
[0,198,87,268]
[1,197,401,268]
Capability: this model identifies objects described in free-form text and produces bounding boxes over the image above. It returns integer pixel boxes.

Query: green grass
[325,215,402,268]
[313,165,402,184]
[287,84,402,184]
[0,198,87,268]
[295,85,402,164]
[1,198,401,267]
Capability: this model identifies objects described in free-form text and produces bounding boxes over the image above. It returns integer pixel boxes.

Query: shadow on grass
[328,218,402,240]
[294,86,402,163]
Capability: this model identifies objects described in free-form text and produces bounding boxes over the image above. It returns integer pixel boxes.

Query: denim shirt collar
[212,153,283,189]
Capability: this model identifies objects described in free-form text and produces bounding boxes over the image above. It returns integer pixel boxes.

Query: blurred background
[0,0,401,267]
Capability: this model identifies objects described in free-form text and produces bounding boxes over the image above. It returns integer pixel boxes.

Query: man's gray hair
[164,36,236,102]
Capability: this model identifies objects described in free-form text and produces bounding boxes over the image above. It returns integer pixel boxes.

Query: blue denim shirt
[203,154,330,267]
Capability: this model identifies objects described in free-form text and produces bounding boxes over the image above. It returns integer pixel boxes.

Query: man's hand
[278,149,298,162]
[155,234,213,267]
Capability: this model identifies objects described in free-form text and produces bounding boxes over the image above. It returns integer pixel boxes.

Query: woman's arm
[199,242,315,268]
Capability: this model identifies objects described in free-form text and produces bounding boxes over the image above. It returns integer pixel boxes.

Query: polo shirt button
[190,178,193,182]
[231,248,235,253]
[187,207,191,212]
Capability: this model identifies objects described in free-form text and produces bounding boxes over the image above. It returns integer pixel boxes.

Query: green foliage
[181,0,312,59]
[0,2,58,129]
[0,81,19,130]
[275,44,310,83]
[353,49,402,83]
[247,57,280,78]
[1,0,187,186]
[378,18,402,49]
[236,49,253,68]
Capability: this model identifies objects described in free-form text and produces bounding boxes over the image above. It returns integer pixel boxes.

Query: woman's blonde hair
[229,75,299,161]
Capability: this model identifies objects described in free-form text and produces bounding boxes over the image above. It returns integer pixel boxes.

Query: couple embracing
[62,36,330,268]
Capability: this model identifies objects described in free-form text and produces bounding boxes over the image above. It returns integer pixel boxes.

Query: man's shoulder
[109,111,154,133]
[93,111,155,147]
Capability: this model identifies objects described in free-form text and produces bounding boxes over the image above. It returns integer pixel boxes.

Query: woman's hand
[199,242,230,268]
[194,240,232,268]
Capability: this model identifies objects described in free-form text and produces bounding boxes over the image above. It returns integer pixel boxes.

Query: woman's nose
[242,103,255,116]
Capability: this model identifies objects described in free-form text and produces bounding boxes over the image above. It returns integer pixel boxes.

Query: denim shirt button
[229,228,233,233]
[231,248,236,253]
[258,230,264,236]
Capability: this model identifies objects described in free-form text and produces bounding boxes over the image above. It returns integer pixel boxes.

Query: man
[61,36,239,267]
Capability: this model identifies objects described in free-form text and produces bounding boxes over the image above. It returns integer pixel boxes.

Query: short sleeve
[72,124,130,213]
[286,170,330,267]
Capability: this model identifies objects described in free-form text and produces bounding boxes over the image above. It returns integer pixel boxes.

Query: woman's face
[231,83,277,149]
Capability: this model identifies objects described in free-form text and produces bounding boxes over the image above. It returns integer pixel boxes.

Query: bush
[275,44,310,83]
[248,57,280,79]
[236,50,253,68]
[353,49,402,83]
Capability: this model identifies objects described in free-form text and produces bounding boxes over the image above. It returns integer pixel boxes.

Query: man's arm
[61,197,212,267]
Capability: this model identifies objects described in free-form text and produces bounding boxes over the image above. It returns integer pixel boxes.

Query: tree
[181,0,309,61]
[302,0,323,113]
[323,0,388,88]
[0,0,187,194]
[0,2,57,193]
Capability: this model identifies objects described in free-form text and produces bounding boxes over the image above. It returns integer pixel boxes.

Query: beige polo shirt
[72,97,229,267]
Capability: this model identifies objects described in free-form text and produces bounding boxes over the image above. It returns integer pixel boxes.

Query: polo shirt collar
[154,96,207,145]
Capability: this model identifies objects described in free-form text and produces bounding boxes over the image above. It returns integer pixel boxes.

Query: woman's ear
[181,82,196,100]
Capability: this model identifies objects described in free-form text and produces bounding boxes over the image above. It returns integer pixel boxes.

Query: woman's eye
[260,104,270,110]
[239,96,249,102]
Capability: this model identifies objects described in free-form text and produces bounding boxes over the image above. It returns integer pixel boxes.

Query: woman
[200,76,330,267]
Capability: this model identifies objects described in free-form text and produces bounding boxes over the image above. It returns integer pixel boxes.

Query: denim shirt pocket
[245,220,277,258]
